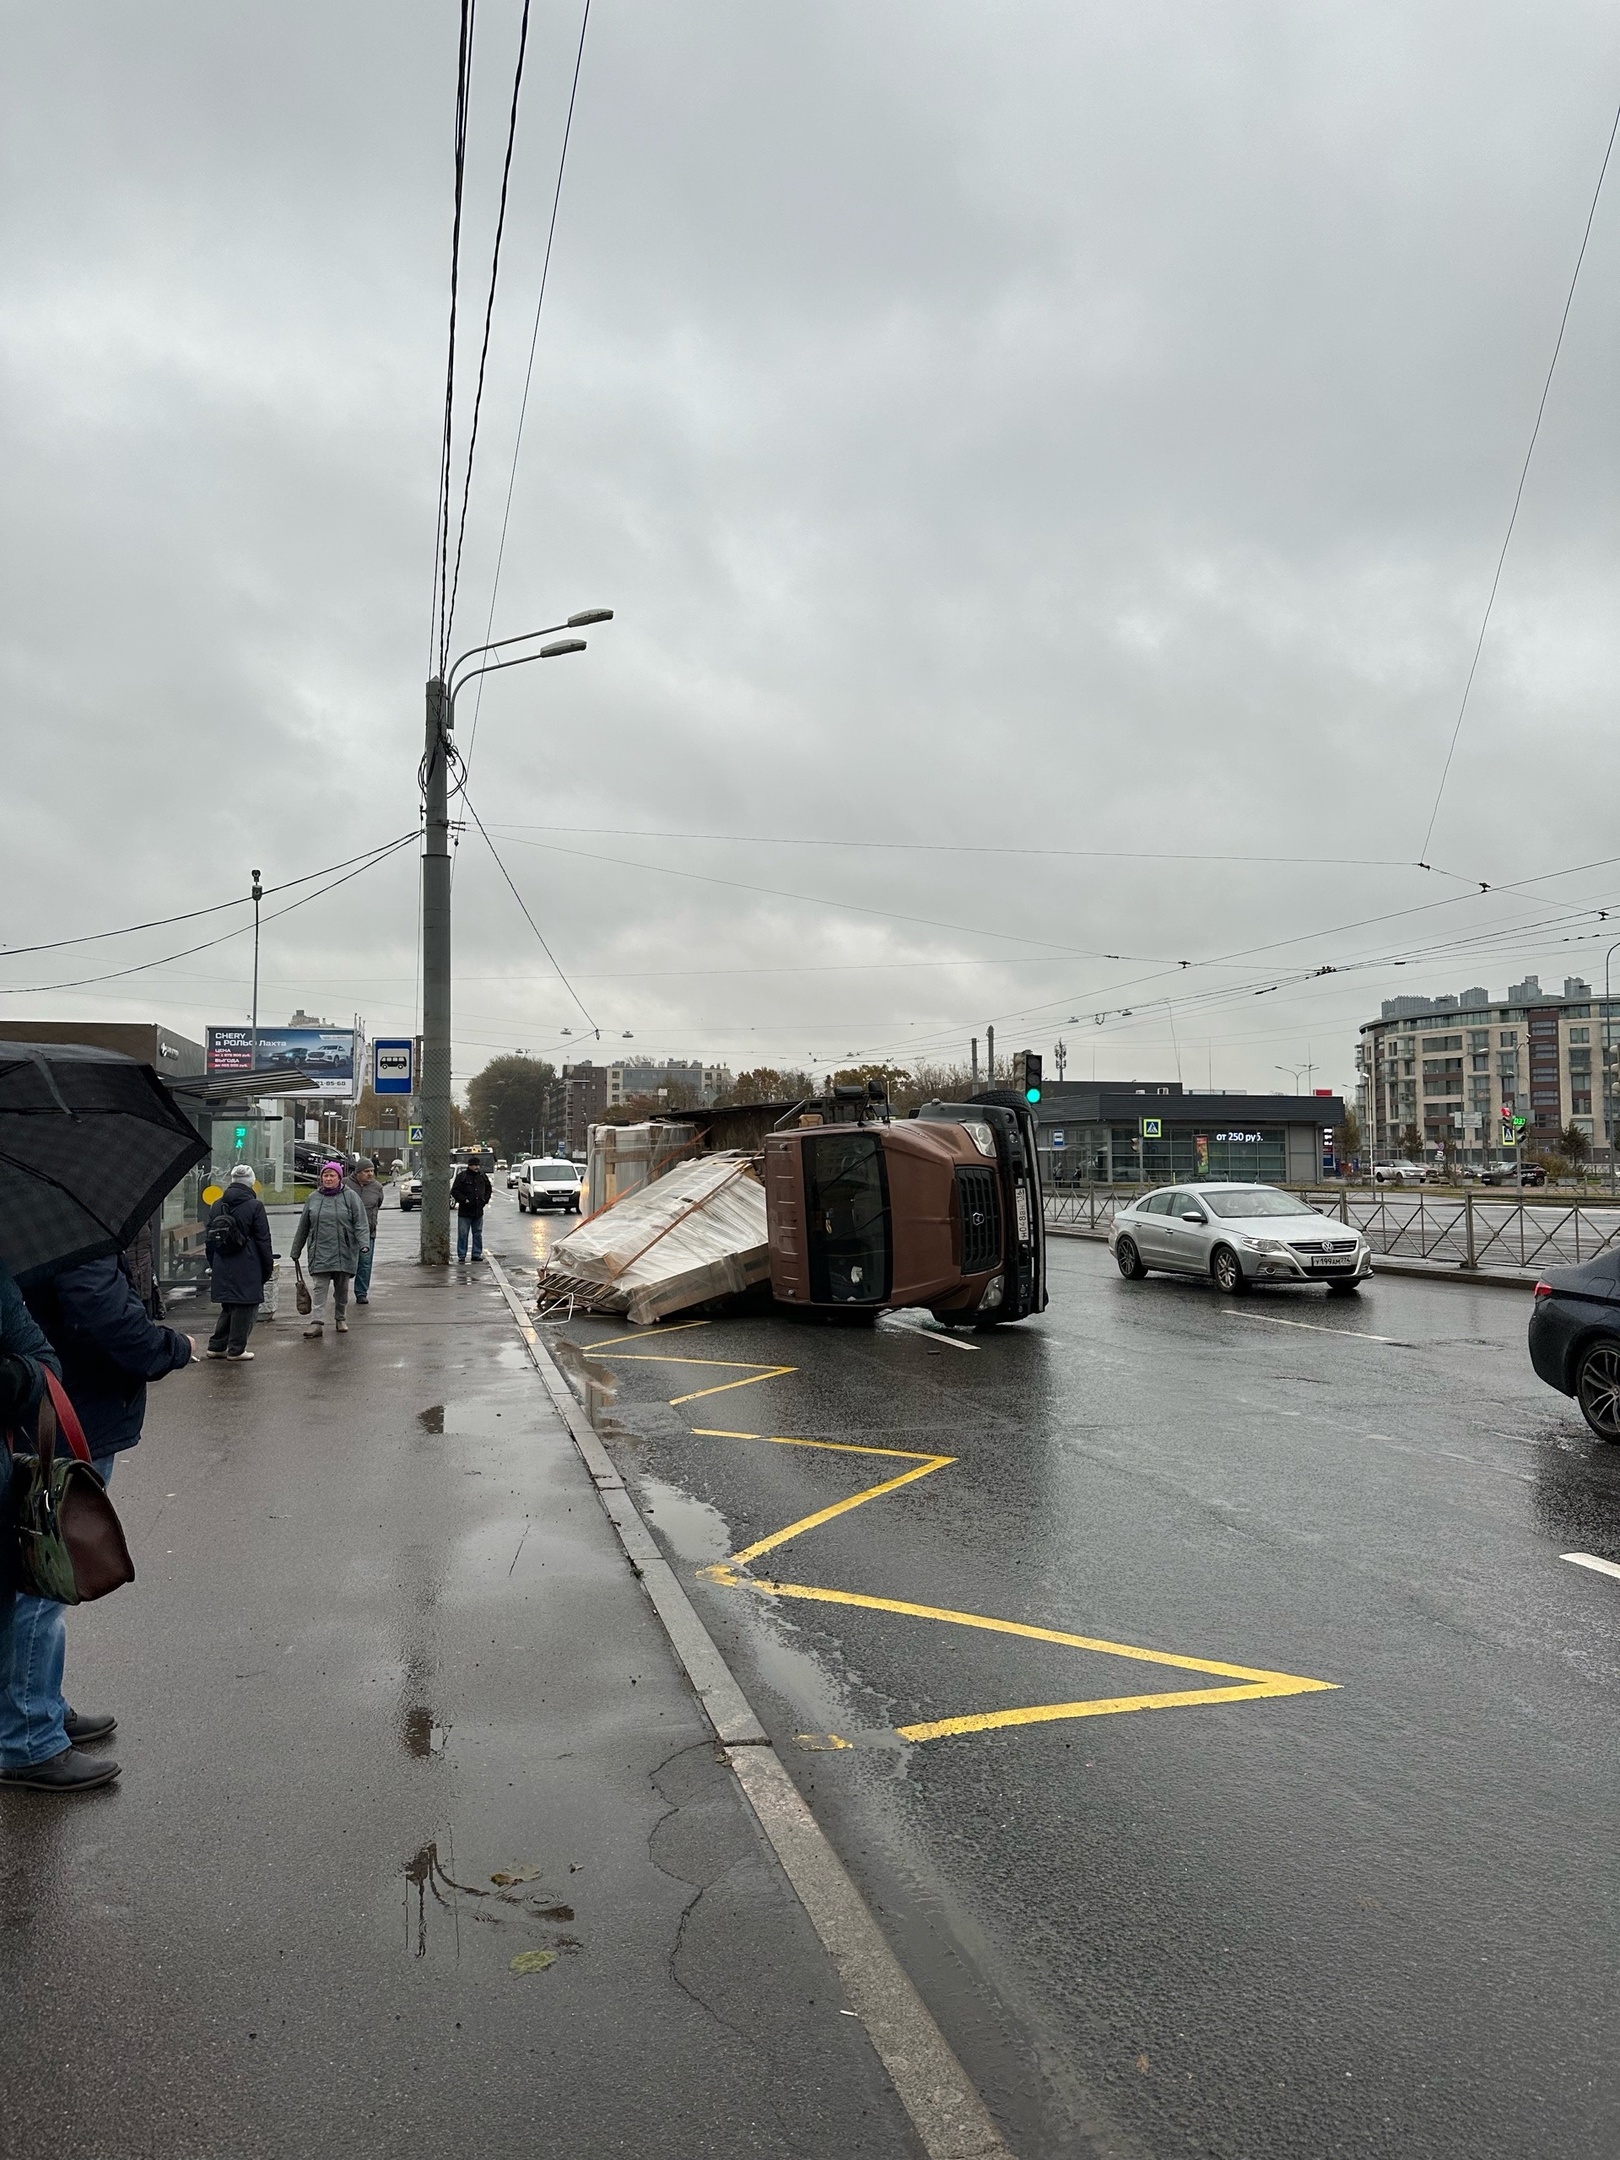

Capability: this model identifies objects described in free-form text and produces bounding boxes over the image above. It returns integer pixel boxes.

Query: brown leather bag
[3,1371,135,1604]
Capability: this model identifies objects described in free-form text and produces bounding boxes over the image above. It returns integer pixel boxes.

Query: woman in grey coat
[290,1160,369,1337]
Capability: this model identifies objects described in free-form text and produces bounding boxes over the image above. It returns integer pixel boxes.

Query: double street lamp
[419,609,613,1265]
[1605,938,1620,1201]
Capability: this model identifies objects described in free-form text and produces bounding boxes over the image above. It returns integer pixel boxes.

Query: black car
[1481,1161,1546,1186]
[1528,1252,1620,1440]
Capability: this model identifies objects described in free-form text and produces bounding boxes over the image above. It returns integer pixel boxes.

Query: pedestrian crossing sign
[1141,1116,1163,1140]
[408,1123,424,1145]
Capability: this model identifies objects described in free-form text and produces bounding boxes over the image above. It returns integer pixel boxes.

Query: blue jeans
[353,1241,374,1301]
[456,1213,484,1260]
[0,1452,116,1770]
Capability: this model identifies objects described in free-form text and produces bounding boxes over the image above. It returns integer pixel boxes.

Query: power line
[1420,93,1620,861]
[0,835,419,961]
[460,785,598,1035]
[443,0,535,665]
[430,0,479,675]
[460,0,593,799]
[0,834,418,997]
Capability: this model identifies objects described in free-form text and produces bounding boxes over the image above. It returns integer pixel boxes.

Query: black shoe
[0,1746,120,1793]
[65,1711,117,1744]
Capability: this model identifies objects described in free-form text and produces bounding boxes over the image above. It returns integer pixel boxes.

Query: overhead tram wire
[1420,92,1620,863]
[458,0,594,830]
[459,785,598,1037]
[0,833,419,998]
[430,0,478,676]
[442,0,534,665]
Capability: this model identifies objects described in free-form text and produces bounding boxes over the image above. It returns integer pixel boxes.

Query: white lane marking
[1221,1311,1401,1345]
[1563,1552,1620,1583]
[881,1317,980,1352]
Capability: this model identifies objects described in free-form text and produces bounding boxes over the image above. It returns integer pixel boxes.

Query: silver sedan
[1108,1183,1372,1295]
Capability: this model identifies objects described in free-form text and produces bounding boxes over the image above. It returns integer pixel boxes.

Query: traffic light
[234,1124,248,1149]
[1013,1050,1043,1104]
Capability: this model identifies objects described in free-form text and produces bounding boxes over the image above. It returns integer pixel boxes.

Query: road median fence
[1043,1185,1620,1278]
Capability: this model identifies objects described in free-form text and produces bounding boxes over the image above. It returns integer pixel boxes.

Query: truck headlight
[962,1120,998,1159]
[978,1274,1005,1310]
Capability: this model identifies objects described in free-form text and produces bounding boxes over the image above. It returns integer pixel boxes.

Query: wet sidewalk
[0,1218,924,2160]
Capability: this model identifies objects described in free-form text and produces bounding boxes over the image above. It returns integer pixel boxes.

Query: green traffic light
[1025,1085,1041,1104]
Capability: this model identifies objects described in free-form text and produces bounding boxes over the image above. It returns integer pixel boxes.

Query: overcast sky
[3,2,1617,1100]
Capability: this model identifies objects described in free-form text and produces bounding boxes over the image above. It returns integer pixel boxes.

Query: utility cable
[0,834,418,998]
[1420,93,1620,861]
[460,785,598,1036]
[443,0,534,667]
[459,0,593,803]
[431,0,478,675]
[0,834,420,960]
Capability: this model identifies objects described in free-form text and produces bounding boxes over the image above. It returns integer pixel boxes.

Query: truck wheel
[1575,1342,1620,1442]
[1114,1236,1147,1281]
[1211,1247,1249,1295]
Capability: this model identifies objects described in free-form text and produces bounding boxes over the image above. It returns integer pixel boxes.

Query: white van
[518,1158,584,1214]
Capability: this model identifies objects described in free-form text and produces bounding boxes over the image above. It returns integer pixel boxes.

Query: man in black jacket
[450,1158,493,1262]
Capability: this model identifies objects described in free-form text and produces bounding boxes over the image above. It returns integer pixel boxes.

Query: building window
[1573,1094,1593,1115]
[1499,1031,1518,1047]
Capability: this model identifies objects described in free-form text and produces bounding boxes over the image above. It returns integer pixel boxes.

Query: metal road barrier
[1043,1185,1620,1277]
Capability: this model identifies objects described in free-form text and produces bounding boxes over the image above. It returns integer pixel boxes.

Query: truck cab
[763,1089,1046,1327]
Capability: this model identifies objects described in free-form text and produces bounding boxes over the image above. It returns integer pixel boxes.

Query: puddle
[400,1841,581,1962]
[551,1336,623,1436]
[417,1404,444,1433]
[399,1706,449,1759]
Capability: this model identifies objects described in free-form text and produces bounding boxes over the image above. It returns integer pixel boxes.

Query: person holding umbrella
[0,1267,117,1793]
[0,1039,208,1798]
[290,1160,368,1337]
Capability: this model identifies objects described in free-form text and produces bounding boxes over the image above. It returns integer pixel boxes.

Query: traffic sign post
[373,1038,415,1096]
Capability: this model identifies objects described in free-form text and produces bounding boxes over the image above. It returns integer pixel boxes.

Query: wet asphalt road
[498,1193,1620,2160]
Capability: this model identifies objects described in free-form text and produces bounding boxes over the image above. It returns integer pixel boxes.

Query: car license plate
[1308,1254,1353,1270]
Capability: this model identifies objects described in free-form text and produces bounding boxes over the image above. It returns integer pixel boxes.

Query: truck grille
[956,1167,1002,1272]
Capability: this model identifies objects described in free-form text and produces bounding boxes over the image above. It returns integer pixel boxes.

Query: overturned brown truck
[537,1084,1046,1330]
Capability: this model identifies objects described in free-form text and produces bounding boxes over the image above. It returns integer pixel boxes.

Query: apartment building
[603,1058,733,1108]
[1357,976,1612,1164]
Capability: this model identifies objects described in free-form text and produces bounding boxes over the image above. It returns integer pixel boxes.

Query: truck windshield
[805,1133,890,1305]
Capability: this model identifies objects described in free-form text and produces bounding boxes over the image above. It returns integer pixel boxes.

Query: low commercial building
[1028,1082,1343,1187]
[1357,975,1610,1166]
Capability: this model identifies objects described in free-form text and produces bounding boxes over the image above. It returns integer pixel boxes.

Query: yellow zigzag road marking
[579,1332,1339,1743]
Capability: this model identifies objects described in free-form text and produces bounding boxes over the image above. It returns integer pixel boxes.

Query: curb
[485,1255,1011,2160]
[1045,1222,1539,1290]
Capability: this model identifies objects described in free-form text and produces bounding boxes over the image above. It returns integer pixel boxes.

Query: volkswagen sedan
[1109,1183,1371,1294]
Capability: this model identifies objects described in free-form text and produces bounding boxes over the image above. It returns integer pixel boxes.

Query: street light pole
[418,610,612,1268]
[249,868,263,1072]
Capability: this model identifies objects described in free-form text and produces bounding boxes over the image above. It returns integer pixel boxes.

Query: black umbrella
[0,1042,209,1285]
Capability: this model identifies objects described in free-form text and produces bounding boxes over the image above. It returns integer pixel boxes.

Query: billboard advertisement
[207,1026,359,1098]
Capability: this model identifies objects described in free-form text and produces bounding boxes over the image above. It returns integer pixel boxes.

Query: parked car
[517,1159,583,1214]
[1481,1161,1546,1187]
[1373,1160,1432,1185]
[1529,1256,1620,1439]
[1109,1183,1371,1295]
[398,1173,423,1211]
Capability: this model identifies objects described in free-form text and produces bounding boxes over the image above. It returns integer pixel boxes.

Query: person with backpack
[290,1160,368,1336]
[450,1156,493,1262]
[204,1165,275,1359]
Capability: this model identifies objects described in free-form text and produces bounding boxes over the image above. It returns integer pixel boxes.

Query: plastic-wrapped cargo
[538,1151,768,1325]
[585,1121,698,1214]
